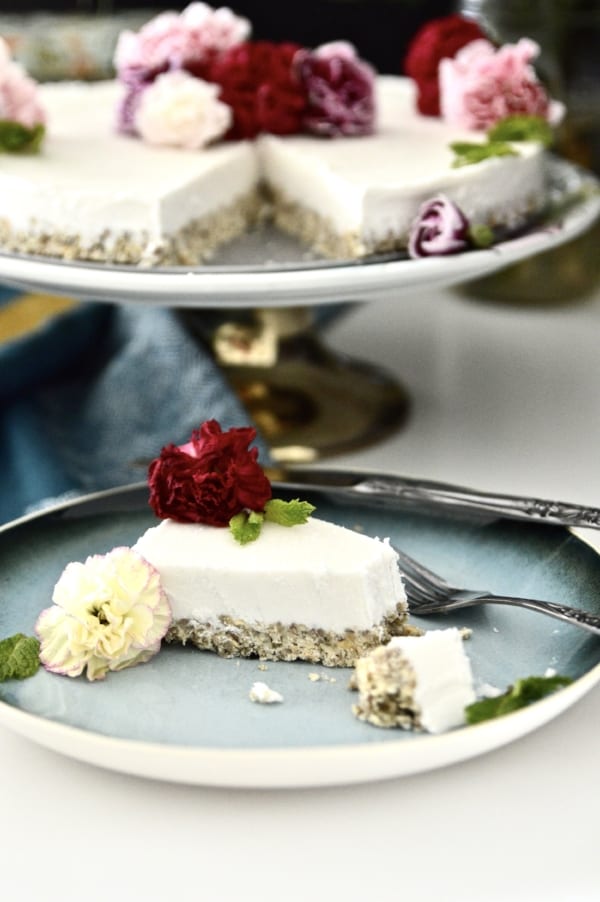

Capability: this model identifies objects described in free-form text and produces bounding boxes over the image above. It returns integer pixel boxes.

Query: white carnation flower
[36,547,172,681]
[135,70,231,149]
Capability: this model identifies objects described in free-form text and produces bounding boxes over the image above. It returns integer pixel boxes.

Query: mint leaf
[0,633,41,681]
[465,674,573,725]
[264,498,315,527]
[488,115,554,148]
[229,509,264,545]
[450,140,519,168]
[0,120,45,154]
[468,223,495,249]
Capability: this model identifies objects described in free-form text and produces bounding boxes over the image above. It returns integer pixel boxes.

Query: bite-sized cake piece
[134,516,412,667]
[352,628,476,732]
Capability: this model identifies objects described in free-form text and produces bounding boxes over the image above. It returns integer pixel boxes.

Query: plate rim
[0,159,597,308]
[2,481,600,788]
[0,657,598,788]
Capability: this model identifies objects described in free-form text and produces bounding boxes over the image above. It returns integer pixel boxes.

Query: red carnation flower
[206,40,307,139]
[148,420,272,526]
[404,14,486,116]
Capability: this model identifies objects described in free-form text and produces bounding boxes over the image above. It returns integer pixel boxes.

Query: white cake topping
[353,628,476,732]
[0,80,258,252]
[259,76,545,250]
[387,628,476,732]
[0,76,546,263]
[133,516,405,632]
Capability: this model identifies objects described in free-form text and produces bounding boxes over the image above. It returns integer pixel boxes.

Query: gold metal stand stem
[180,306,409,463]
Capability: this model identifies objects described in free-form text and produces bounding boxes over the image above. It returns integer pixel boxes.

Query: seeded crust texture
[0,174,545,266]
[0,189,262,266]
[351,643,423,729]
[165,601,421,668]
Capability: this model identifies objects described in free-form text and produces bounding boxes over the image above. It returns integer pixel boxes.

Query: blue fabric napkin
[0,285,262,524]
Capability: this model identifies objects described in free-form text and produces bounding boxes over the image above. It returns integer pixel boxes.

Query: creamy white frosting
[388,628,476,733]
[0,77,545,259]
[0,81,258,249]
[133,517,405,632]
[259,76,545,248]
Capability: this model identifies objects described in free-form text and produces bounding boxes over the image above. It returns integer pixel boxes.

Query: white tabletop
[3,252,600,902]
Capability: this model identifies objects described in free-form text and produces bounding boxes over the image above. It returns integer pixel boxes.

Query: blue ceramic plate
[1,482,600,788]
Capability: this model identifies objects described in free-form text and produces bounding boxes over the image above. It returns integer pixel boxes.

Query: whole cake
[0,6,561,266]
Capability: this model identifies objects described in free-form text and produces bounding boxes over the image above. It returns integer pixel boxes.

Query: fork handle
[454,591,600,635]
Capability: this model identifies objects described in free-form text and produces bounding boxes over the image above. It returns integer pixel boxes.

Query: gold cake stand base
[180,306,409,463]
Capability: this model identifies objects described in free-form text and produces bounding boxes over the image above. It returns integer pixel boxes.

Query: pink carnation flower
[408,195,470,258]
[295,41,376,137]
[114,2,251,82]
[439,38,564,131]
[0,37,45,129]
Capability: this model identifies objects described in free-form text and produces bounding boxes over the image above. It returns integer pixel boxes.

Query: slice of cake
[134,516,411,667]
[33,420,416,679]
[352,628,476,732]
[125,418,417,667]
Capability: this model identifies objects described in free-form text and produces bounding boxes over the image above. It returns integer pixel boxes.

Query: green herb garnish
[451,140,519,168]
[488,115,554,148]
[0,633,41,681]
[229,509,265,545]
[229,498,316,544]
[465,674,573,725]
[0,121,45,154]
[264,498,316,527]
[468,223,495,248]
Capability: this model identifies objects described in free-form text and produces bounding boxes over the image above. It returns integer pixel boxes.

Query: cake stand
[0,158,598,463]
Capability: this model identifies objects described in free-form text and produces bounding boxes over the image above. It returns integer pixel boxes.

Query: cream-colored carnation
[135,70,231,149]
[36,547,171,681]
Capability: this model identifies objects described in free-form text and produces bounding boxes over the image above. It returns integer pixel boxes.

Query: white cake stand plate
[0,158,597,461]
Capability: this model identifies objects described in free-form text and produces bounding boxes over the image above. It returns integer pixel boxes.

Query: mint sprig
[264,498,315,526]
[465,674,573,725]
[488,115,554,148]
[230,509,265,545]
[451,140,519,168]
[229,498,315,545]
[0,121,45,154]
[0,633,41,681]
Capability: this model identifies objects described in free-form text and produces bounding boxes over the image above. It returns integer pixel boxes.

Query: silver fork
[393,546,600,636]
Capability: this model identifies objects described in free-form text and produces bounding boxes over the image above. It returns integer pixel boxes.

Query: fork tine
[402,579,445,608]
[391,545,452,591]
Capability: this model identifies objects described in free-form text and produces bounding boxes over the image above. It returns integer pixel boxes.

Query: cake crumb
[257,663,269,671]
[309,672,337,684]
[459,627,472,640]
[249,681,284,704]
